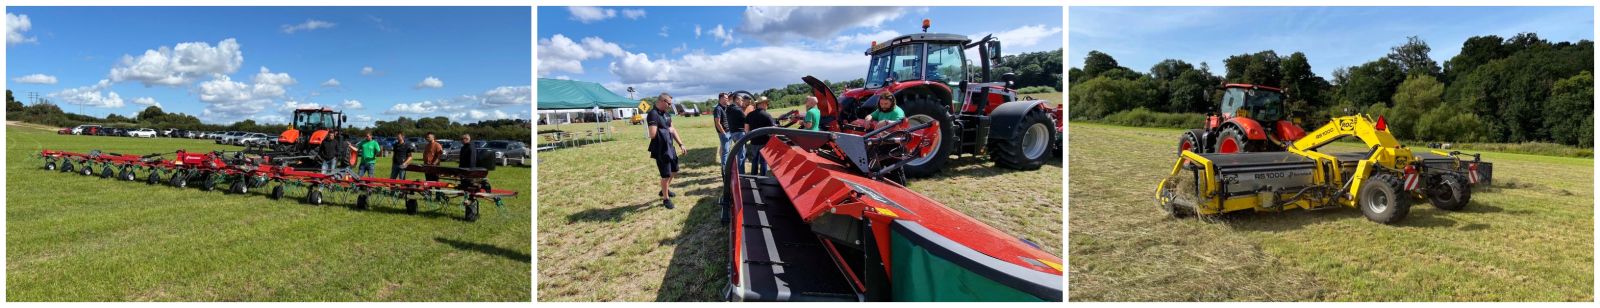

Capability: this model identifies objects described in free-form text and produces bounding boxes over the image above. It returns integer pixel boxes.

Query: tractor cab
[1218,85,1288,124]
[279,107,346,149]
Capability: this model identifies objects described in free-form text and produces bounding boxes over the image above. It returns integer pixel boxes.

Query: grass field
[5,124,531,301]
[536,94,1064,301]
[1067,122,1593,301]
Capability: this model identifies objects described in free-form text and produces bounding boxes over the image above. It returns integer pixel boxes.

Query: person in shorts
[648,92,687,209]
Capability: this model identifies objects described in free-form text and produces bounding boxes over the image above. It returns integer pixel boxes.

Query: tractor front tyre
[898,95,954,178]
[1215,126,1249,154]
[1428,173,1471,211]
[1359,173,1412,224]
[1178,129,1205,154]
[463,199,480,222]
[270,185,285,200]
[990,110,1053,171]
[405,199,419,214]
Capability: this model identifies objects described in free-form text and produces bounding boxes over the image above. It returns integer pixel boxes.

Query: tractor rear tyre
[898,95,954,178]
[1428,173,1471,211]
[270,185,285,200]
[355,194,370,210]
[1216,126,1249,154]
[1178,129,1205,154]
[306,188,324,205]
[463,199,480,222]
[1359,173,1412,224]
[405,199,419,214]
[990,110,1053,170]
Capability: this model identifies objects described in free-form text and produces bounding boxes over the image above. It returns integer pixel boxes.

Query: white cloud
[132,97,162,108]
[282,19,336,34]
[7,13,37,45]
[321,78,341,87]
[453,109,522,121]
[740,7,908,43]
[659,25,669,37]
[708,24,736,46]
[50,80,125,108]
[12,73,57,84]
[537,34,625,76]
[622,9,647,20]
[831,30,901,51]
[196,67,296,120]
[361,66,376,75]
[694,24,702,39]
[341,99,364,109]
[983,24,1063,52]
[480,85,532,107]
[414,76,444,89]
[569,7,617,23]
[553,75,572,80]
[279,100,321,111]
[109,38,244,87]
[606,46,862,99]
[386,100,444,115]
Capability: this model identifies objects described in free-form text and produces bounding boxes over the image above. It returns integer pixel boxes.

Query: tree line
[6,90,532,143]
[1069,33,1593,146]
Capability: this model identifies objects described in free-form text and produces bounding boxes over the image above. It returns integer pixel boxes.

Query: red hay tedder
[36,148,516,221]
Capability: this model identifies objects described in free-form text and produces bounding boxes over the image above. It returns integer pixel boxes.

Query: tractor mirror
[1001,72,1016,84]
[986,41,1002,64]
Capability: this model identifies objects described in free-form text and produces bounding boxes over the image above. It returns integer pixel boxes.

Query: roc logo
[1338,119,1355,132]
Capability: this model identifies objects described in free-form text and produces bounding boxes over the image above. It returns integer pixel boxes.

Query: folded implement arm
[1157,114,1481,224]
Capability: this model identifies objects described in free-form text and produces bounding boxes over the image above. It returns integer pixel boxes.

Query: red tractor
[1178,84,1306,154]
[802,19,1062,178]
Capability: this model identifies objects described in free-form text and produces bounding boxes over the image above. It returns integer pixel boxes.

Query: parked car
[440,139,463,160]
[129,128,158,138]
[482,140,530,166]
[57,127,72,134]
[216,131,247,144]
[237,133,272,146]
[71,124,102,135]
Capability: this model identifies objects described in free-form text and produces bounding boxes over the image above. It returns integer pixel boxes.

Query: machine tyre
[172,171,188,188]
[406,199,419,214]
[81,163,95,176]
[306,188,323,205]
[200,173,217,191]
[1216,126,1249,154]
[990,110,1052,170]
[147,170,161,185]
[1359,173,1412,224]
[1428,173,1471,211]
[464,199,480,222]
[121,168,136,181]
[270,185,285,200]
[45,161,56,171]
[61,161,74,173]
[229,180,247,194]
[101,165,114,179]
[356,194,370,210]
[897,95,953,178]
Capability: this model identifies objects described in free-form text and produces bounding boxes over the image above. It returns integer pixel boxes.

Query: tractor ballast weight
[720,123,1062,302]
[1157,114,1489,224]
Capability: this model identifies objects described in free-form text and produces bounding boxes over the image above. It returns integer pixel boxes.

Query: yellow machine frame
[1159,114,1415,215]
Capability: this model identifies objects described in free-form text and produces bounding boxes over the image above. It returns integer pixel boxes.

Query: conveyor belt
[731,174,858,301]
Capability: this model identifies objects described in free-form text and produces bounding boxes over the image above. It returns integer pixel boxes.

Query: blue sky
[1070,6,1594,78]
[6,7,531,126]
[538,6,1063,102]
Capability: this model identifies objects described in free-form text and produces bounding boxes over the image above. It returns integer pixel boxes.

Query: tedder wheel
[45,161,56,171]
[121,167,136,181]
[1427,173,1471,211]
[147,170,161,185]
[100,165,114,179]
[1178,129,1205,154]
[1359,173,1412,224]
[199,173,218,191]
[355,194,370,210]
[463,199,480,222]
[990,109,1053,170]
[270,185,285,200]
[171,170,189,188]
[306,188,324,205]
[1215,126,1248,154]
[405,199,419,214]
[897,95,954,178]
[81,163,96,176]
[61,161,75,173]
[229,179,247,194]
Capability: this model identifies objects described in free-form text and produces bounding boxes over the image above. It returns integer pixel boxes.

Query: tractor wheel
[1358,173,1412,224]
[306,188,324,205]
[1428,173,1471,211]
[1178,129,1205,154]
[463,199,480,222]
[45,161,56,171]
[405,199,419,214]
[898,95,954,178]
[147,170,161,185]
[990,110,1053,170]
[355,194,370,210]
[1215,126,1249,154]
[270,185,285,200]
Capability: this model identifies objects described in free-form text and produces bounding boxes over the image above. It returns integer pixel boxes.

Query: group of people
[315,130,464,182]
[644,89,906,211]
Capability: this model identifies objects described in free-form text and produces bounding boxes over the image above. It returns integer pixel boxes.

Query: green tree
[1335,58,1404,108]
[136,106,166,122]
[1387,74,1445,139]
[1068,76,1157,119]
[1544,71,1594,146]
[1082,50,1122,78]
[1223,50,1282,87]
[1387,36,1442,77]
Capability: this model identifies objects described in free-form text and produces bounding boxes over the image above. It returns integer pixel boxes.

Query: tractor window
[866,52,894,89]
[1220,88,1245,116]
[926,43,965,85]
[889,43,925,83]
[1244,90,1285,122]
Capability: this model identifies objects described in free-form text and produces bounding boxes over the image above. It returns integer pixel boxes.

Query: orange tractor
[1178,84,1306,154]
[245,107,348,167]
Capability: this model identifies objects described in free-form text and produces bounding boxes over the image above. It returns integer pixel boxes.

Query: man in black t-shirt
[390,132,415,180]
[648,92,687,209]
[743,96,775,176]
[725,91,750,171]
[459,134,478,169]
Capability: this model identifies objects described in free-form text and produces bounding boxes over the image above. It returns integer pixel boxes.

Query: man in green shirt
[356,132,381,178]
[866,91,905,125]
[803,96,822,131]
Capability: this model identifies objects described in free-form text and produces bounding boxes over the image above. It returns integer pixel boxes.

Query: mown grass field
[1067,122,1593,301]
[537,95,1064,301]
[5,123,531,301]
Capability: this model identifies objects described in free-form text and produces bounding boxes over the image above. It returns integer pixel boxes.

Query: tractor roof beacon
[802,18,1062,179]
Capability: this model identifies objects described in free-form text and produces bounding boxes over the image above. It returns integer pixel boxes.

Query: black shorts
[655,156,679,178]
